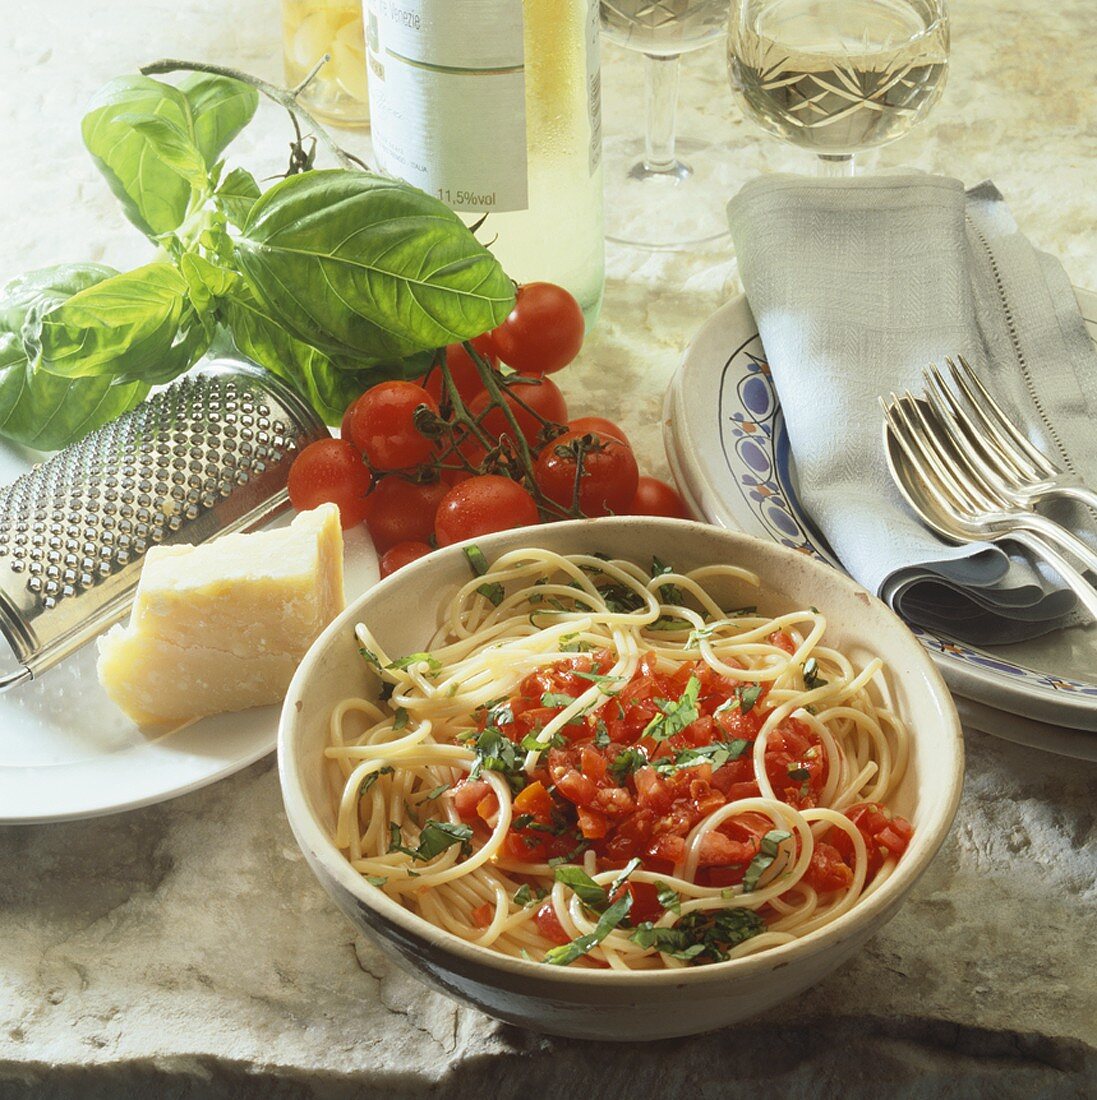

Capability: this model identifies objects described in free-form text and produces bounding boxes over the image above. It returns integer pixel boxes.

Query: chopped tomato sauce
[450,651,911,893]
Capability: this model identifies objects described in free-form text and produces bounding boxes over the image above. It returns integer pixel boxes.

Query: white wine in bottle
[365,0,605,326]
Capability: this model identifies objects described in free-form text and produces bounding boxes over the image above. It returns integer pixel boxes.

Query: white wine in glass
[601,0,735,250]
[728,0,949,172]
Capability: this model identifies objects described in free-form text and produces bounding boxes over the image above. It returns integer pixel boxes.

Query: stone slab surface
[0,1,1095,1096]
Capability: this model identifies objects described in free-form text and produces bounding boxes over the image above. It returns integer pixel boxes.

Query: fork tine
[920,366,1016,507]
[882,397,977,527]
[949,356,1058,478]
[890,394,985,515]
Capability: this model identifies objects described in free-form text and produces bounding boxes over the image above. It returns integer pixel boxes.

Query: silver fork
[934,356,1097,513]
[881,393,1097,620]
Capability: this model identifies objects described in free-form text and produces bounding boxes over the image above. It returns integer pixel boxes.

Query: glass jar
[282,0,370,127]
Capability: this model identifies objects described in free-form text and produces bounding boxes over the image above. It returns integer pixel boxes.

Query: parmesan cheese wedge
[97,504,344,728]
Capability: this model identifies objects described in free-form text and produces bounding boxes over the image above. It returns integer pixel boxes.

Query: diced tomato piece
[577,807,608,839]
[580,745,608,782]
[513,779,554,820]
[592,786,635,816]
[453,779,493,822]
[471,902,494,928]
[612,880,664,925]
[634,767,672,813]
[768,631,796,654]
[555,769,599,807]
[476,793,498,822]
[647,833,686,866]
[535,901,570,945]
[697,830,760,868]
[806,841,854,892]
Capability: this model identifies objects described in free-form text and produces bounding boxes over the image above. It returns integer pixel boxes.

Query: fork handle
[1009,529,1097,621]
[1052,483,1097,515]
[1010,510,1097,578]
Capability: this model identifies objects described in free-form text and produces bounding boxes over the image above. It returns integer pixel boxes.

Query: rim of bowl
[279,517,965,988]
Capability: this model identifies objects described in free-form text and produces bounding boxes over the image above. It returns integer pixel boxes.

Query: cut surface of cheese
[97,504,345,728]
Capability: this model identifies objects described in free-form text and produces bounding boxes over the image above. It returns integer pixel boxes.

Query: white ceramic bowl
[278,518,964,1041]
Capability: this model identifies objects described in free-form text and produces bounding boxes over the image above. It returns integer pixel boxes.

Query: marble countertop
[2,1,1096,1096]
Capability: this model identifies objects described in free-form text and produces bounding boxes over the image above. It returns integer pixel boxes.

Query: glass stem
[643,53,682,174]
[817,154,855,177]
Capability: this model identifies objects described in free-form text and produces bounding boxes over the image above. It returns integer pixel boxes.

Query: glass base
[603,135,735,252]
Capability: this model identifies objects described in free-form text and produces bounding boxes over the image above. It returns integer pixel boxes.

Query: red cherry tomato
[339,400,357,444]
[567,416,630,447]
[287,438,372,529]
[345,381,439,471]
[534,429,639,518]
[468,377,568,449]
[487,282,585,376]
[417,344,496,406]
[627,476,692,519]
[364,475,448,552]
[434,475,540,547]
[379,540,432,578]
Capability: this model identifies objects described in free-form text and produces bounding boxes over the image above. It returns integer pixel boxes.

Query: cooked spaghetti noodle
[326,548,913,969]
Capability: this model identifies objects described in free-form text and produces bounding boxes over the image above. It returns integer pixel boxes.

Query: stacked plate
[664,290,1097,761]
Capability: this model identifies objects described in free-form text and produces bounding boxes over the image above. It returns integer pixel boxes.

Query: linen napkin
[726,174,1097,644]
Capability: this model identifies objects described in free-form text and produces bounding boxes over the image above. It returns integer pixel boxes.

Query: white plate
[0,479,378,823]
[664,288,1097,749]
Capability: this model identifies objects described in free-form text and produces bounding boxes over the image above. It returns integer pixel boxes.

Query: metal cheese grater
[0,358,328,690]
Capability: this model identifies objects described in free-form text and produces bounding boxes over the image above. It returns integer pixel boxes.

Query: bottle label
[366,0,529,213]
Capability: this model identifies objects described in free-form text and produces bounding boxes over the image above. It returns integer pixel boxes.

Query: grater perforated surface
[0,359,328,679]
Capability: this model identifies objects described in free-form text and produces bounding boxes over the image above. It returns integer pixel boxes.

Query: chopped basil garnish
[655,881,681,914]
[642,675,701,742]
[520,730,565,755]
[787,764,810,781]
[673,739,752,769]
[388,819,474,862]
[543,894,632,966]
[573,670,623,688]
[464,545,490,577]
[650,556,684,605]
[392,707,409,732]
[630,907,764,963]
[803,657,828,690]
[553,865,609,911]
[593,720,611,749]
[358,766,394,798]
[541,692,577,709]
[609,746,648,783]
[365,875,388,887]
[387,652,442,674]
[648,615,692,631]
[357,644,382,669]
[418,782,452,803]
[742,829,792,892]
[559,633,594,653]
[477,581,505,606]
[468,728,521,781]
[513,883,547,908]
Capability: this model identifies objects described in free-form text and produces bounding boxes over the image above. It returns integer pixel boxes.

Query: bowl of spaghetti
[279,518,963,1040]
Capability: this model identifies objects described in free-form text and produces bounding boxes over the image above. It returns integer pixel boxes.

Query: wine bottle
[365,0,605,326]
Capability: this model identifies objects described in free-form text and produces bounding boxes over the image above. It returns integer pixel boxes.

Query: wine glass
[601,0,734,250]
[727,0,949,175]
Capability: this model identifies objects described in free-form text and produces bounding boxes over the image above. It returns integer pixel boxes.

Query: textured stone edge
[0,1017,1094,1100]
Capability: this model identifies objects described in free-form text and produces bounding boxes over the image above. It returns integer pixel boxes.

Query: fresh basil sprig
[0,66,515,451]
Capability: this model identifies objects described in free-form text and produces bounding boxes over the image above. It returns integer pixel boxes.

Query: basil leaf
[573,671,622,687]
[655,881,681,914]
[365,875,388,887]
[803,657,828,691]
[468,728,520,779]
[216,167,262,230]
[393,707,409,732]
[742,829,792,893]
[513,883,546,908]
[642,675,701,742]
[387,652,442,673]
[541,692,576,709]
[477,582,505,606]
[674,739,752,770]
[608,746,647,783]
[543,894,632,967]
[82,76,199,238]
[739,684,762,713]
[553,865,609,911]
[224,285,419,425]
[388,819,473,861]
[116,112,209,190]
[0,265,149,450]
[418,783,451,803]
[37,262,207,385]
[236,170,516,360]
[358,765,394,797]
[593,720,611,749]
[178,73,259,166]
[464,545,490,576]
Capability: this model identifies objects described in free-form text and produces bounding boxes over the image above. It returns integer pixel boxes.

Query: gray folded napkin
[726,174,1097,644]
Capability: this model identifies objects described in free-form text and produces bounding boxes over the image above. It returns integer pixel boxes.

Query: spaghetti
[326,547,913,969]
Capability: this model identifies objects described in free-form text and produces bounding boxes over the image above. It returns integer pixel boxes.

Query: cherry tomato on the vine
[567,416,630,447]
[468,377,568,449]
[627,475,691,519]
[379,541,433,578]
[345,381,439,471]
[417,343,496,406]
[287,438,372,529]
[534,429,639,518]
[434,475,541,547]
[364,475,448,552]
[487,282,585,376]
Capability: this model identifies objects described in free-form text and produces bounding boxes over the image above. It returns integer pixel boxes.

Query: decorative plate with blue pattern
[664,290,1097,752]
